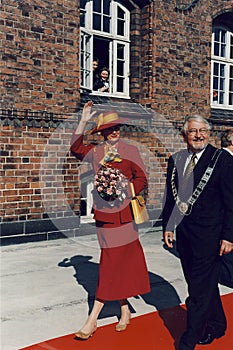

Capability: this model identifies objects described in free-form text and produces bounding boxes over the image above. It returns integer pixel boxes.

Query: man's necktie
[182,153,197,192]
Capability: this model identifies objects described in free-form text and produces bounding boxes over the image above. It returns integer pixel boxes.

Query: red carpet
[21,293,233,350]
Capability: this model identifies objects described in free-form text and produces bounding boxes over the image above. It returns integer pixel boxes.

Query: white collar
[187,148,205,161]
[222,147,233,156]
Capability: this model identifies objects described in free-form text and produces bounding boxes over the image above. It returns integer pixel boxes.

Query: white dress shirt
[183,148,205,174]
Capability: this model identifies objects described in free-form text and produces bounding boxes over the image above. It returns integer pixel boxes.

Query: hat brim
[90,118,128,134]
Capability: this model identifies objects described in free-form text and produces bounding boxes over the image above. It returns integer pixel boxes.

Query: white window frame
[80,0,130,98]
[80,180,94,223]
[211,26,233,109]
[80,30,92,89]
[112,40,130,96]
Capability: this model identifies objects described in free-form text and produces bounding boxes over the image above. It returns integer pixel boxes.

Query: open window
[211,24,233,108]
[80,0,130,97]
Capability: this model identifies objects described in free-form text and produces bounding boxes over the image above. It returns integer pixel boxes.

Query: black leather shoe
[198,331,225,345]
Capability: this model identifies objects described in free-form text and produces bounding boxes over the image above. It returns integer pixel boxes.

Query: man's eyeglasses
[187,128,209,136]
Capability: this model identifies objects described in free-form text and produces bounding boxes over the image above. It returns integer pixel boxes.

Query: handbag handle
[130,182,136,197]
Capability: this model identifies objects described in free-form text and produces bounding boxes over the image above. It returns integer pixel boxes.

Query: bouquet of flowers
[94,166,128,203]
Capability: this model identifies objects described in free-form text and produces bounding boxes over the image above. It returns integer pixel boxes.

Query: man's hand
[220,240,233,256]
[163,231,174,248]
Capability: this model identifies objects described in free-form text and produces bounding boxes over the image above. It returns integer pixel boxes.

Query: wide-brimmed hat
[90,111,127,134]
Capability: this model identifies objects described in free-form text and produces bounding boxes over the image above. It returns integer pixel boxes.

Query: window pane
[103,0,110,15]
[229,93,233,105]
[214,43,219,56]
[213,62,218,76]
[117,61,124,76]
[80,12,85,27]
[118,7,125,19]
[231,36,233,59]
[219,91,224,104]
[213,76,218,90]
[214,28,220,42]
[80,0,87,9]
[93,0,101,12]
[220,78,225,90]
[117,77,124,92]
[230,65,233,78]
[220,43,226,57]
[213,28,227,57]
[117,44,124,59]
[229,79,233,92]
[220,30,226,57]
[117,7,125,36]
[80,0,87,27]
[220,64,225,76]
[93,14,101,30]
[81,70,84,86]
[221,30,226,43]
[213,90,218,103]
[117,20,124,36]
[103,16,110,32]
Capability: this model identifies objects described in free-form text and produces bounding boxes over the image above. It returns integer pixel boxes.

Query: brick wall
[1,118,81,243]
[137,0,233,119]
[1,0,80,114]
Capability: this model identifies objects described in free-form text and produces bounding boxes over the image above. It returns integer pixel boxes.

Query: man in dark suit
[221,128,233,156]
[162,115,233,350]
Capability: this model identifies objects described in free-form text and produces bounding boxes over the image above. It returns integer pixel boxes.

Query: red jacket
[71,134,148,224]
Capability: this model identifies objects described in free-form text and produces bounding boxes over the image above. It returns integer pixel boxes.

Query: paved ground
[1,226,232,350]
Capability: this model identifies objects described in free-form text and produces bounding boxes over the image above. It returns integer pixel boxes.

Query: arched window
[211,25,233,108]
[80,0,130,97]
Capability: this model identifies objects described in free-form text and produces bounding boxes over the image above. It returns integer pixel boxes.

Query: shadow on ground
[58,254,186,348]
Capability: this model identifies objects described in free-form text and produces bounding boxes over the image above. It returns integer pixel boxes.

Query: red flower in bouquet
[94,166,128,203]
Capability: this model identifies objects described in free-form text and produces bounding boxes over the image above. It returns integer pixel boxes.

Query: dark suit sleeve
[162,155,176,232]
[219,153,233,243]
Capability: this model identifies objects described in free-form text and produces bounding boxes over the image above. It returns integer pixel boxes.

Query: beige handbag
[130,183,149,224]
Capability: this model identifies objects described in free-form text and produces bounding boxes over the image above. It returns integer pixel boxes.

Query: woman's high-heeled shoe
[115,313,131,332]
[75,324,97,340]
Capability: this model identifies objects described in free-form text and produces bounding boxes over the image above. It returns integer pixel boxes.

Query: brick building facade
[1,0,233,244]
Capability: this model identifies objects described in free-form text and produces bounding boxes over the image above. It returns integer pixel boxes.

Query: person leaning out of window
[93,67,110,93]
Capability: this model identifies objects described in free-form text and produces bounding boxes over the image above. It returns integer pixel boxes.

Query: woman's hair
[182,115,211,135]
[100,67,110,75]
[221,129,233,147]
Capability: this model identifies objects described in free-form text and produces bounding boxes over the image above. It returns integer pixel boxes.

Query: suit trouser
[178,242,227,350]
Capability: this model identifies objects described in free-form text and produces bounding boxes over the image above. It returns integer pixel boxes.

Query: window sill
[211,104,233,110]
[80,88,131,99]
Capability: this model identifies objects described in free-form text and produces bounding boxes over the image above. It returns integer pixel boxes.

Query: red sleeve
[70,132,94,162]
[130,146,148,195]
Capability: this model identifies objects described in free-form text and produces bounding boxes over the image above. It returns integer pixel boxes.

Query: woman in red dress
[70,101,150,339]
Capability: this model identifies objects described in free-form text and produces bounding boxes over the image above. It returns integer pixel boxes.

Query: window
[80,0,130,97]
[211,26,233,107]
[80,180,94,223]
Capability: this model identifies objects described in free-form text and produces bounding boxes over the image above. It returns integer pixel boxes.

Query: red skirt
[95,221,150,301]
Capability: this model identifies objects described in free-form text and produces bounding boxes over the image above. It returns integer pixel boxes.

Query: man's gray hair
[182,115,212,135]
